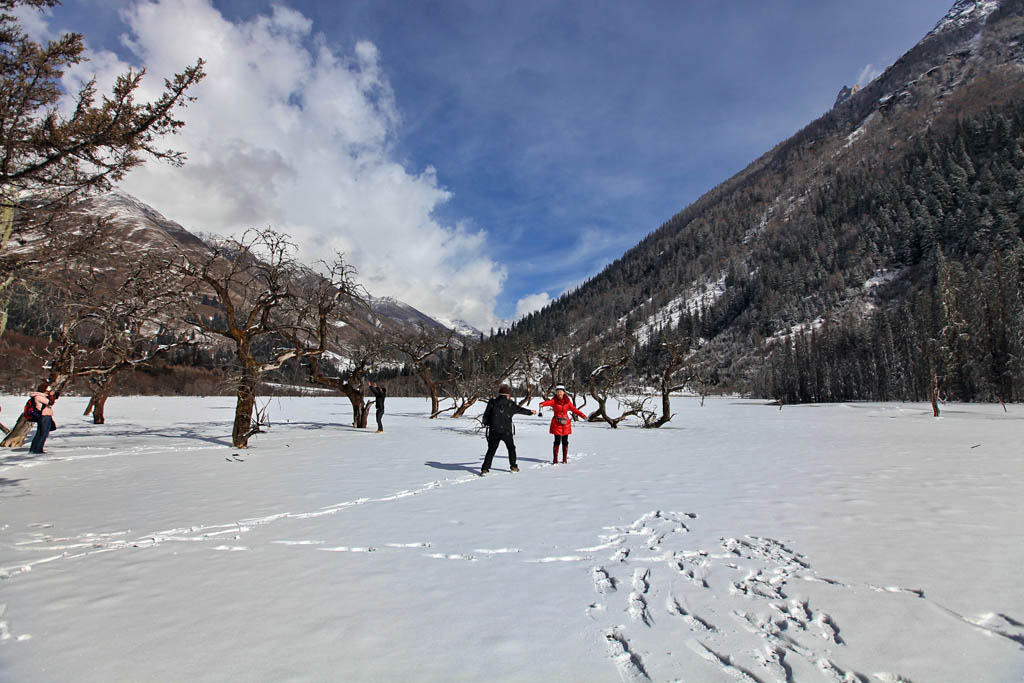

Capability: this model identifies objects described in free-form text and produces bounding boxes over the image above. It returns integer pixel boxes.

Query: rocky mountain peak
[927,0,1001,37]
[833,84,860,108]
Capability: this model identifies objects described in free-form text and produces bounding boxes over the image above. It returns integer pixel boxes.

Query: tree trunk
[573,392,586,419]
[232,376,258,448]
[1,415,32,447]
[587,395,617,427]
[0,204,14,341]
[91,384,114,425]
[424,377,440,418]
[359,400,373,428]
[87,375,117,424]
[452,396,479,418]
[349,395,367,428]
[339,382,368,428]
[429,387,439,418]
[307,356,369,428]
[641,386,673,428]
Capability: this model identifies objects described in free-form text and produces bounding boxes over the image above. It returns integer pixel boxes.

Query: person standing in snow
[480,384,535,475]
[369,382,386,432]
[27,383,59,454]
[539,384,587,464]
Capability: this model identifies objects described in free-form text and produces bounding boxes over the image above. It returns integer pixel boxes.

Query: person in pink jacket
[539,384,587,464]
[27,383,58,454]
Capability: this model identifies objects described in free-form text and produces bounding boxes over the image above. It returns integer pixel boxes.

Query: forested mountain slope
[507,0,1024,403]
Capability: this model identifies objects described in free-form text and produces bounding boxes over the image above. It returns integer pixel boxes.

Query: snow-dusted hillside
[1,396,1021,681]
[61,192,476,341]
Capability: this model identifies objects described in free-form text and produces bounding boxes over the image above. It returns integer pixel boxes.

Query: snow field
[0,396,1022,681]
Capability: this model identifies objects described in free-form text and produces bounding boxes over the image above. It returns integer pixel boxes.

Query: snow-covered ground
[1,396,1022,682]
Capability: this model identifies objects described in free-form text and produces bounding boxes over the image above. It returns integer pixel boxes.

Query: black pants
[553,435,568,447]
[482,432,516,470]
[376,408,384,431]
[29,416,53,453]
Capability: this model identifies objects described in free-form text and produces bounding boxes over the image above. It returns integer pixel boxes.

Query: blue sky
[29,0,956,328]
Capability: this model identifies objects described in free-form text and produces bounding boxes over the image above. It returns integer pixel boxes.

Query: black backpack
[486,397,516,435]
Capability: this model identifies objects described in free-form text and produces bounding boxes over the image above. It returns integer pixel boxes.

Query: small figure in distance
[539,384,587,464]
[26,382,59,454]
[479,383,535,475]
[369,381,386,433]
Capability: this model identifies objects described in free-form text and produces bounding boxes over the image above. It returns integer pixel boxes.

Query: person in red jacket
[539,384,587,464]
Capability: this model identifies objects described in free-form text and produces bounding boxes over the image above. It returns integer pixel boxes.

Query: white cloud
[514,292,551,319]
[11,3,52,41]
[55,0,505,330]
[856,63,883,87]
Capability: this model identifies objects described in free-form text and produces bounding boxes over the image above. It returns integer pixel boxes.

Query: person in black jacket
[369,382,386,432]
[480,384,535,475]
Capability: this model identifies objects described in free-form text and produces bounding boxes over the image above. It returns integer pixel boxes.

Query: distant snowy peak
[367,296,478,339]
[928,0,1000,36]
[433,317,483,339]
[368,295,413,312]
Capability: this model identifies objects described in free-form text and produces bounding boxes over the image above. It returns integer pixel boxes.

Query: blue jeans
[29,416,52,453]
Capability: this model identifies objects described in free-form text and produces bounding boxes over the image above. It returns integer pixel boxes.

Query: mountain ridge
[73,190,477,341]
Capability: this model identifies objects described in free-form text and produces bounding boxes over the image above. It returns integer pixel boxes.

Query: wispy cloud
[51,0,505,329]
[856,63,884,87]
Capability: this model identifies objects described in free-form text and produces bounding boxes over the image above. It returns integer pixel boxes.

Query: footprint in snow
[425,553,476,561]
[581,510,902,682]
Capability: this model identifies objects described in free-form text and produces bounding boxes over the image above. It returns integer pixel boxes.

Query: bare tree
[640,338,698,428]
[2,249,191,444]
[533,338,577,415]
[535,339,575,399]
[62,250,193,424]
[587,332,641,428]
[179,228,361,448]
[78,323,191,424]
[388,326,456,418]
[439,344,524,418]
[307,333,383,429]
[0,0,205,338]
[436,361,483,418]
